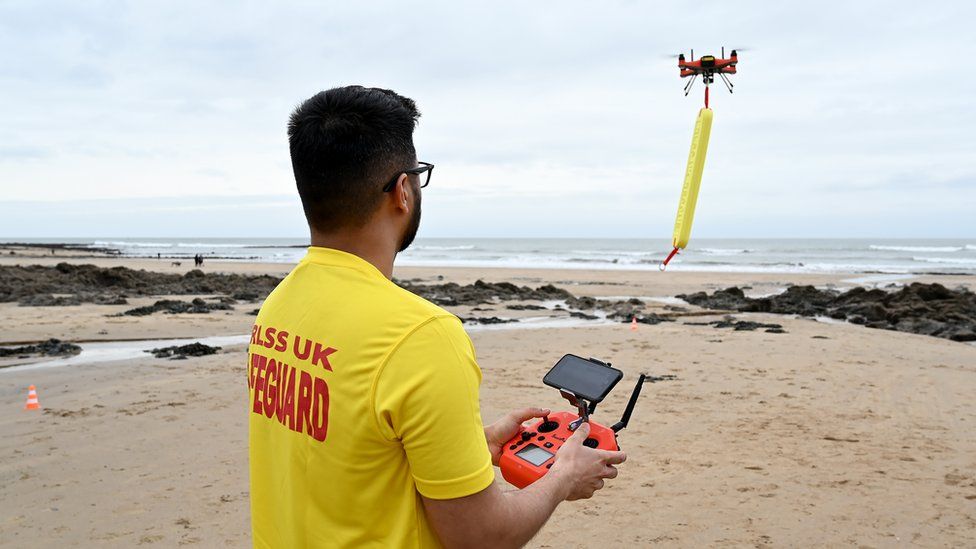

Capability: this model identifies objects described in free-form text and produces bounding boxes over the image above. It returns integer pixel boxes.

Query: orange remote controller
[500,355,647,489]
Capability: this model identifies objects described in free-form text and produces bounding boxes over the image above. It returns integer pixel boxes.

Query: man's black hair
[288,85,420,232]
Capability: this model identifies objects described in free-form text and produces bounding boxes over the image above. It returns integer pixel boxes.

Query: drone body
[677,48,739,97]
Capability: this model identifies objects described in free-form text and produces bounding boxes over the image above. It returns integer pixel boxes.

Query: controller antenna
[611,373,647,433]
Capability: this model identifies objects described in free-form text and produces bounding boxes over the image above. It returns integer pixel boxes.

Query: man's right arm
[422,422,626,549]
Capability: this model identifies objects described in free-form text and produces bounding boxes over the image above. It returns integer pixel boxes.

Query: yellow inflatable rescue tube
[672,107,712,249]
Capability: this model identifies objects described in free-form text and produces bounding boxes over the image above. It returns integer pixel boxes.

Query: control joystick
[537,415,559,433]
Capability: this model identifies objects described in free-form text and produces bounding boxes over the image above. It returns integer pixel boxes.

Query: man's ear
[393,174,411,212]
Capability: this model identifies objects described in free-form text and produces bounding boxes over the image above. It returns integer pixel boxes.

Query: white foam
[870,245,963,252]
[698,248,752,255]
[58,239,976,275]
[912,257,976,265]
[745,288,789,298]
[645,296,687,305]
[175,242,250,248]
[813,315,851,325]
[412,245,476,251]
[91,240,169,248]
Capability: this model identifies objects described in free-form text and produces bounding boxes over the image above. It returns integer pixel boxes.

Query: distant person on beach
[247,86,624,548]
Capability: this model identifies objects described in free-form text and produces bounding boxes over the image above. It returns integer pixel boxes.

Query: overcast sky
[1,1,974,238]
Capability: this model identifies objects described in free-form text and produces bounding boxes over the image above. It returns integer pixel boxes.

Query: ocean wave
[91,240,170,248]
[697,248,752,255]
[394,257,928,274]
[870,245,963,252]
[569,250,655,257]
[967,245,976,251]
[413,245,476,251]
[175,242,250,248]
[912,256,976,265]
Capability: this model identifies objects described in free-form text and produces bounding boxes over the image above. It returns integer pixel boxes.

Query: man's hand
[426,420,628,548]
[484,407,550,465]
[548,422,626,500]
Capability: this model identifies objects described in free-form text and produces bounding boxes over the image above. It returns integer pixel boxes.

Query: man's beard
[397,187,421,253]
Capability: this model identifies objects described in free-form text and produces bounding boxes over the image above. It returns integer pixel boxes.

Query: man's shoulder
[262,259,464,338]
[387,282,456,321]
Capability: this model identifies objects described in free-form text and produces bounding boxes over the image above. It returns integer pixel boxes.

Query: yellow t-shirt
[247,247,494,548]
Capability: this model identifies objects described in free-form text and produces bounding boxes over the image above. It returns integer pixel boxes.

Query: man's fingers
[511,407,550,424]
[601,465,618,479]
[598,450,627,465]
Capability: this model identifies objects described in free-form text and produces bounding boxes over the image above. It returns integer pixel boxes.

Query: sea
[9,238,976,275]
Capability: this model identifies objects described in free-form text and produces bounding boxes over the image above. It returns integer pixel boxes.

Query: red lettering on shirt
[251,353,268,415]
[275,330,289,353]
[311,376,329,442]
[293,335,312,361]
[282,365,297,431]
[263,327,277,349]
[247,345,333,443]
[311,344,337,371]
[275,362,289,423]
[296,370,313,437]
[264,358,278,418]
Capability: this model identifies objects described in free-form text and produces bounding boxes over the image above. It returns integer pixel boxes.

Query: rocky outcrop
[146,342,222,359]
[397,279,572,306]
[0,338,82,358]
[678,283,976,342]
[121,298,233,316]
[1,264,280,306]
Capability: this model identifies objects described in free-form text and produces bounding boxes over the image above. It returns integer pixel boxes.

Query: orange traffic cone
[24,385,41,410]
[631,316,638,331]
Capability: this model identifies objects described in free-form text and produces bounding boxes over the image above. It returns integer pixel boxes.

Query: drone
[677,47,739,98]
[659,47,743,269]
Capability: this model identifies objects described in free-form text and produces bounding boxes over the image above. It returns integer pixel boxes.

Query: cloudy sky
[1,1,973,238]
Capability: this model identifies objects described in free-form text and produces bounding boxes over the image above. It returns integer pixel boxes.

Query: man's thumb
[568,421,590,443]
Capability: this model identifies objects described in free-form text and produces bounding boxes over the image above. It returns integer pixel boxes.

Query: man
[248,85,625,548]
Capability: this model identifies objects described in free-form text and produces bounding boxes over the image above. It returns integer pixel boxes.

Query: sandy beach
[2,251,975,547]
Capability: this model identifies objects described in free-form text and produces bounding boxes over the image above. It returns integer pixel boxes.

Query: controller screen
[515,444,554,466]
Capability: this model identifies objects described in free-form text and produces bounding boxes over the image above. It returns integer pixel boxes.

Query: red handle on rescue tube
[659,246,680,271]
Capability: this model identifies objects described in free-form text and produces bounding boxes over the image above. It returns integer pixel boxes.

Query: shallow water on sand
[0,334,250,373]
[0,316,616,372]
